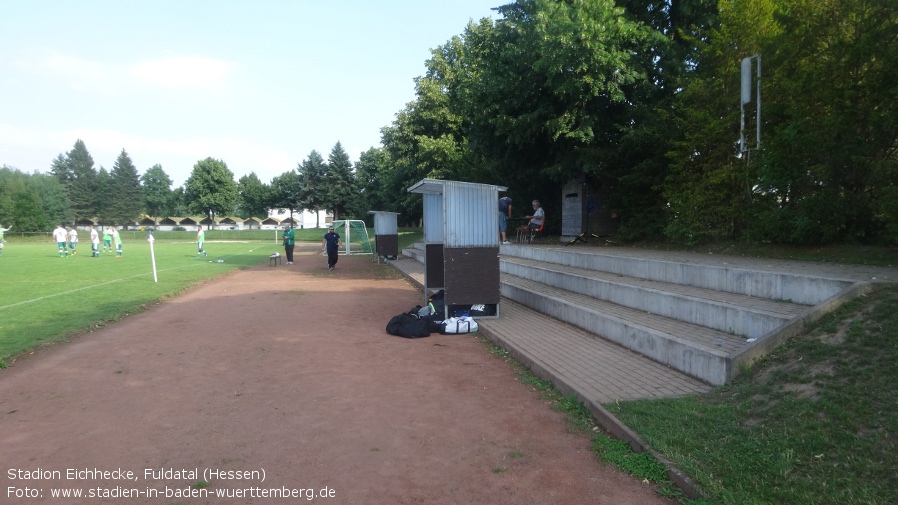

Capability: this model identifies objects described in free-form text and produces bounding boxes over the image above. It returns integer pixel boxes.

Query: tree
[268,170,303,221]
[107,149,144,226]
[377,0,665,227]
[354,147,390,216]
[0,166,57,231]
[322,142,356,220]
[95,167,113,224]
[0,166,20,225]
[28,172,71,226]
[65,140,98,223]
[297,150,327,227]
[49,154,72,187]
[236,172,270,218]
[141,164,173,224]
[753,0,898,243]
[12,187,49,232]
[168,186,188,217]
[184,157,237,226]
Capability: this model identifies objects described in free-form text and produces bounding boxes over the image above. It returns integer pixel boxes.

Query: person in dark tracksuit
[283,225,295,264]
[321,225,341,271]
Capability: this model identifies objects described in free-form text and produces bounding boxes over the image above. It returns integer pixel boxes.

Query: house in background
[268,208,331,229]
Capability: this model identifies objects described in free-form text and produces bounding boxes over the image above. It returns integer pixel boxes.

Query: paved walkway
[389,255,711,403]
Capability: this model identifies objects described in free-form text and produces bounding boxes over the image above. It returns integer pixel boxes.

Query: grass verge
[606,285,898,505]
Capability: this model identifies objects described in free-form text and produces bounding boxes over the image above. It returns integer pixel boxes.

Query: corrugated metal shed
[367,211,400,236]
[422,193,444,244]
[407,179,508,317]
[408,179,507,248]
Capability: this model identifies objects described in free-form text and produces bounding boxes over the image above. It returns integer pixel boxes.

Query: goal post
[330,220,373,255]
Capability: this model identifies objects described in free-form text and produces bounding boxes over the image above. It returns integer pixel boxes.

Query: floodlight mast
[740,54,761,155]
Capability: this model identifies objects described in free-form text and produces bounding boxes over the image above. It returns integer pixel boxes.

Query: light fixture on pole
[740,54,761,155]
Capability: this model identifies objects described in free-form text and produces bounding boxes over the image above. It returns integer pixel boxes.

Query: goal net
[331,220,373,255]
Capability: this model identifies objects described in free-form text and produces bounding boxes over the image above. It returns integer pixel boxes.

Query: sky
[0,1,500,187]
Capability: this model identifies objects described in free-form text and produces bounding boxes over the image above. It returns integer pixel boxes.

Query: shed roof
[407,178,507,195]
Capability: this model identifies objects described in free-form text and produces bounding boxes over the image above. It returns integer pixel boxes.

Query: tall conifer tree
[298,150,327,227]
[108,149,144,225]
[323,142,355,220]
[65,140,98,224]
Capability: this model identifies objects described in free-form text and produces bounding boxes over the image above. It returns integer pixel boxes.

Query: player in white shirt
[90,225,100,257]
[53,224,69,257]
[67,226,79,255]
[0,223,10,256]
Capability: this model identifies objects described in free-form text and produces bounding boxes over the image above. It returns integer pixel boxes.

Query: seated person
[517,200,545,233]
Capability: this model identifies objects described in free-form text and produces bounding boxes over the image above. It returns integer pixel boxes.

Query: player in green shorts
[102,227,112,252]
[112,226,123,257]
[67,226,79,255]
[196,225,208,258]
[53,224,69,257]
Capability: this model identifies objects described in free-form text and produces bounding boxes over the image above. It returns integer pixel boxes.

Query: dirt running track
[1,243,672,505]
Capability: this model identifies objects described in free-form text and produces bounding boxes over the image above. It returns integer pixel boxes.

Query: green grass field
[0,227,423,365]
[0,239,279,363]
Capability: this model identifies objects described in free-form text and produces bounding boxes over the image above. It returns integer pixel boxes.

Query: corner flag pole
[147,229,158,283]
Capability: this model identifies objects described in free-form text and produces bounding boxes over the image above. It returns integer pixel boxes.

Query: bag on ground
[440,316,478,334]
[386,313,431,339]
[410,305,444,333]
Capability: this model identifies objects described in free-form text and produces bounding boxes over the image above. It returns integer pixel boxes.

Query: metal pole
[147,230,158,283]
[756,54,762,149]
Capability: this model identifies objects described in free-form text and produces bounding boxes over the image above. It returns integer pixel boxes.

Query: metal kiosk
[367,211,400,261]
[407,179,506,319]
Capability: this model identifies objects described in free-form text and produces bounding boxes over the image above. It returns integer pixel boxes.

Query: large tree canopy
[268,170,303,220]
[141,164,173,224]
[236,172,270,219]
[184,157,237,224]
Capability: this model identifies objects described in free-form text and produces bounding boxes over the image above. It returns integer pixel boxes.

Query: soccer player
[196,225,208,258]
[67,226,79,255]
[112,226,123,258]
[89,225,100,257]
[0,223,9,256]
[102,227,113,252]
[53,224,68,257]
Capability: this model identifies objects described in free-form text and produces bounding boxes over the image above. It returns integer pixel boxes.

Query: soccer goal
[331,220,373,255]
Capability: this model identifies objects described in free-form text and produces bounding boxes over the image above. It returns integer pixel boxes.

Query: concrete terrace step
[401,244,424,263]
[501,256,809,339]
[398,242,876,386]
[501,274,743,385]
[502,244,856,306]
[387,256,711,402]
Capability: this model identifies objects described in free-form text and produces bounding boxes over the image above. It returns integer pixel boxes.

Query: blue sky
[0,1,499,186]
